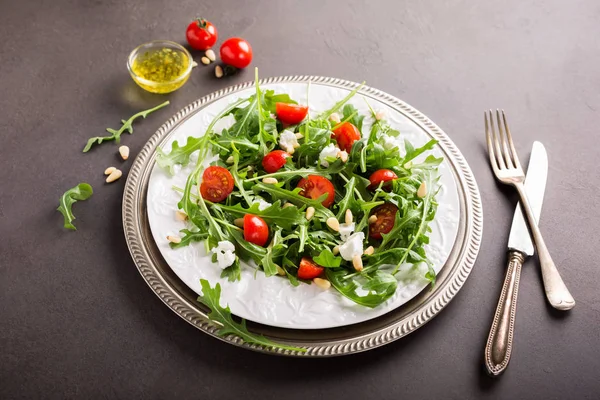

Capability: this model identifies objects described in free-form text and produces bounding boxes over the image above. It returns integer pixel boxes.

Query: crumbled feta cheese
[319,143,341,167]
[381,134,403,151]
[211,240,236,269]
[253,198,271,211]
[338,222,355,242]
[339,232,365,261]
[279,129,299,152]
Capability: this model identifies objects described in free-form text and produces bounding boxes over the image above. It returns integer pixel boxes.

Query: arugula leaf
[335,177,361,220]
[253,183,335,220]
[326,269,397,308]
[83,101,169,152]
[198,279,305,352]
[318,82,365,119]
[342,104,365,132]
[263,90,297,113]
[213,201,304,231]
[402,139,438,164]
[57,183,93,230]
[313,249,341,268]
[169,228,208,249]
[245,161,345,184]
[156,136,204,175]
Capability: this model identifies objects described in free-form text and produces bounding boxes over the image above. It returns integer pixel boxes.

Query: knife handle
[484,251,525,376]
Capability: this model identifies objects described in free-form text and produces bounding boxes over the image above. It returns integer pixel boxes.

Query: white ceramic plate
[146,82,460,330]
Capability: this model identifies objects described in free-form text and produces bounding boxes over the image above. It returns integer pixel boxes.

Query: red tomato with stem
[296,175,336,208]
[332,122,361,153]
[369,203,399,240]
[186,18,218,51]
[243,214,269,247]
[199,166,234,203]
[262,150,290,173]
[368,169,398,190]
[275,103,308,125]
[298,257,324,280]
[220,38,253,69]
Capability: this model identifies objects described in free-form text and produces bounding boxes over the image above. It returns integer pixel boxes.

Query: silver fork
[485,110,575,310]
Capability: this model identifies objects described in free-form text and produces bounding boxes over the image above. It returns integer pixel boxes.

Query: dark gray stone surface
[1,0,599,399]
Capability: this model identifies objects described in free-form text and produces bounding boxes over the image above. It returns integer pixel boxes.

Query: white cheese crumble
[253,198,271,211]
[381,134,403,151]
[279,129,299,152]
[211,240,236,269]
[339,232,365,261]
[338,222,355,242]
[319,143,341,167]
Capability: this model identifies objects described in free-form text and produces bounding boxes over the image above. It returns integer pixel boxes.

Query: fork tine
[485,111,500,175]
[501,110,522,170]
[489,109,506,170]
[495,109,514,168]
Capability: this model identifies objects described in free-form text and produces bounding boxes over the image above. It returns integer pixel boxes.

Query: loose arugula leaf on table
[83,101,170,152]
[57,183,93,230]
[198,279,306,352]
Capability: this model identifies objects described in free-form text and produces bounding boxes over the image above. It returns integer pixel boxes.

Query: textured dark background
[1,0,599,399]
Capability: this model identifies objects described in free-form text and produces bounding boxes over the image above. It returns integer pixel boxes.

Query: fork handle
[514,182,576,310]
[485,251,525,376]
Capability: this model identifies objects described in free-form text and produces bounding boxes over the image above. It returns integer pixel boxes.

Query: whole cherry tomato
[199,166,234,203]
[332,122,361,153]
[243,214,269,247]
[297,257,324,280]
[369,203,399,240]
[220,37,253,69]
[186,18,218,51]
[262,150,290,173]
[275,103,309,125]
[296,175,336,208]
[368,169,398,190]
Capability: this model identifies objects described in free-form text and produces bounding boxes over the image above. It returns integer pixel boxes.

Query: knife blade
[507,141,548,255]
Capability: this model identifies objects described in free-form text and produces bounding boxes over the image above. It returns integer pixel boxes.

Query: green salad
[157,71,442,309]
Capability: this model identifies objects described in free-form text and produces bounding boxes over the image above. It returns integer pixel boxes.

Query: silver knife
[484,141,547,376]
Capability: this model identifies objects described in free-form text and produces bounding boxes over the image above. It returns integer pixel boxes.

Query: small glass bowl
[127,40,193,94]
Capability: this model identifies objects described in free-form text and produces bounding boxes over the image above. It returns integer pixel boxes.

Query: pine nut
[339,151,348,162]
[104,166,116,175]
[175,210,188,221]
[306,206,315,220]
[404,161,413,169]
[167,235,181,244]
[326,217,340,231]
[234,218,244,228]
[345,209,353,225]
[375,110,386,121]
[205,49,216,61]
[106,169,122,183]
[119,145,129,160]
[329,113,341,124]
[417,181,427,198]
[282,202,294,208]
[352,254,363,271]
[364,246,374,256]
[368,215,378,224]
[313,277,331,290]
[226,156,234,164]
[215,65,224,78]
[332,246,339,255]
[292,142,300,149]
[263,177,278,184]
[201,56,210,65]
[276,265,286,276]
[295,132,304,139]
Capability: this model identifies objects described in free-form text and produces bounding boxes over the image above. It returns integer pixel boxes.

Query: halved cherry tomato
[298,257,324,280]
[368,169,398,190]
[369,203,399,240]
[275,103,309,125]
[332,122,361,153]
[262,150,290,173]
[220,37,253,69]
[186,18,218,51]
[199,166,234,203]
[243,214,269,247]
[296,175,335,208]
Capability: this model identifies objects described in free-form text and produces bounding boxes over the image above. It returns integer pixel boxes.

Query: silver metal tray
[122,76,483,357]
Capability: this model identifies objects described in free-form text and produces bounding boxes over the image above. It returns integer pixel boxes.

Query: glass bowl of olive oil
[127,40,192,94]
